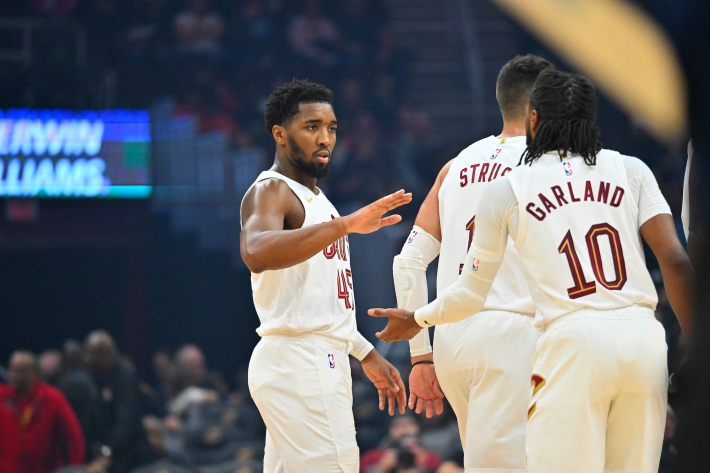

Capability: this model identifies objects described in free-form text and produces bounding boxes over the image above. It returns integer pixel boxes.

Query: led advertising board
[0,109,151,198]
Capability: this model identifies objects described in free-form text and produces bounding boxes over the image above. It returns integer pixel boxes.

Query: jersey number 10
[558,223,628,299]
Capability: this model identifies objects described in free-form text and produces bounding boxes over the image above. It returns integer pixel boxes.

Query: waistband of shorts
[541,304,655,332]
[260,330,350,353]
[481,308,536,318]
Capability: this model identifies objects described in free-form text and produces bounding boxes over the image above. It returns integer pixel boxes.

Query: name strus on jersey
[563,162,573,176]
[459,161,513,188]
[490,148,502,160]
[526,180,625,222]
[407,230,418,244]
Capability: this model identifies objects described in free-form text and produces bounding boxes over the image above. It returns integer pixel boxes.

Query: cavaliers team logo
[563,162,573,176]
[328,354,335,369]
[528,374,546,421]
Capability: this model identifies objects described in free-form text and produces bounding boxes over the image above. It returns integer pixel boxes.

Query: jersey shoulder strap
[241,171,316,227]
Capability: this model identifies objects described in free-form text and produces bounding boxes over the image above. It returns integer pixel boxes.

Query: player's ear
[272,125,287,146]
[530,110,541,135]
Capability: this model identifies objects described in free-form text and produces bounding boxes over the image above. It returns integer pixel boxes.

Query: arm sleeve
[350,331,374,361]
[55,392,85,465]
[393,226,441,356]
[623,155,672,226]
[413,179,516,327]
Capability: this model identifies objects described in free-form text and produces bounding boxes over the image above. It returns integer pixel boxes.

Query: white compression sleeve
[350,331,374,361]
[413,179,514,327]
[414,246,502,326]
[393,226,441,356]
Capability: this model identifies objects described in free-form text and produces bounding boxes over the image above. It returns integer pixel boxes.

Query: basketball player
[240,79,410,473]
[371,69,694,472]
[392,55,553,472]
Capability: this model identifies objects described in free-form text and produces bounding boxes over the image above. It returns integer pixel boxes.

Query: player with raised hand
[392,55,553,472]
[371,69,694,472]
[241,79,410,473]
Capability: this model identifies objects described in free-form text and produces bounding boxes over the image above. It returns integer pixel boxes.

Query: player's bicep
[413,160,453,241]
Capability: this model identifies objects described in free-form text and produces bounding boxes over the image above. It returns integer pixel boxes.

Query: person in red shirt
[0,351,85,473]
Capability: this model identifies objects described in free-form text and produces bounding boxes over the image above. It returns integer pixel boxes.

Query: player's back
[506,149,660,327]
[438,135,535,315]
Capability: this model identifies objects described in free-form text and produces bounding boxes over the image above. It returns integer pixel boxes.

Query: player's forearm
[414,249,500,327]
[659,250,695,335]
[241,217,349,273]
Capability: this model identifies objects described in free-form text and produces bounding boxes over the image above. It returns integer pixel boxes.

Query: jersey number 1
[558,223,628,299]
[459,215,476,274]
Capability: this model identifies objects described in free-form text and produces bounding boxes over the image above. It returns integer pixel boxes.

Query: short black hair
[520,69,602,166]
[496,54,555,121]
[264,78,334,136]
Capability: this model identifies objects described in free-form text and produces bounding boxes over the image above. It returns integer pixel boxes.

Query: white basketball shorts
[526,306,668,473]
[248,333,359,473]
[434,310,540,473]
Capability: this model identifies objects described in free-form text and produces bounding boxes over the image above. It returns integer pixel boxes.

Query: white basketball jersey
[243,171,359,343]
[506,150,658,327]
[438,135,536,315]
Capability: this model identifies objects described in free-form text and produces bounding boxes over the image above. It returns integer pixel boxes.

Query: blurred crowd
[0,0,446,219]
[0,1,689,472]
[0,330,474,473]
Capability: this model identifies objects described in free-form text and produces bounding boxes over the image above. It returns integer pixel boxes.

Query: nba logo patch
[491,148,502,160]
[407,230,417,244]
[563,162,573,176]
[472,259,480,271]
[328,354,335,369]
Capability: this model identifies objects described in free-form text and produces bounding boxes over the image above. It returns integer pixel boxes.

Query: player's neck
[270,157,318,193]
[497,121,526,139]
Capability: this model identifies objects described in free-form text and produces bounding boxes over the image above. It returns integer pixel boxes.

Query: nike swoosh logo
[305,197,313,203]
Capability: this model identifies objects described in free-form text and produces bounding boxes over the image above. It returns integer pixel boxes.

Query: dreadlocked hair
[519,70,602,166]
[264,78,333,136]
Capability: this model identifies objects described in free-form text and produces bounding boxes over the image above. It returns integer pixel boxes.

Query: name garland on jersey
[459,162,512,188]
[526,180,625,222]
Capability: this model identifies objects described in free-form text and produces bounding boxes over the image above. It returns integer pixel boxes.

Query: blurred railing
[0,18,86,70]
[151,98,264,267]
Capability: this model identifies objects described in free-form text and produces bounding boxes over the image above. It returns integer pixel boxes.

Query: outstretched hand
[368,308,422,342]
[409,361,445,418]
[361,349,407,415]
[344,190,412,234]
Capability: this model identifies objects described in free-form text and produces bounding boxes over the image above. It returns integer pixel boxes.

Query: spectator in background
[84,330,151,473]
[58,339,97,445]
[287,0,361,78]
[337,0,386,56]
[174,0,225,55]
[175,344,227,396]
[152,350,173,410]
[38,349,63,386]
[0,351,85,473]
[361,416,442,473]
[330,111,394,211]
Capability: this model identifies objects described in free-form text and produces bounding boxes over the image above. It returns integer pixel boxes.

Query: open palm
[345,190,412,234]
